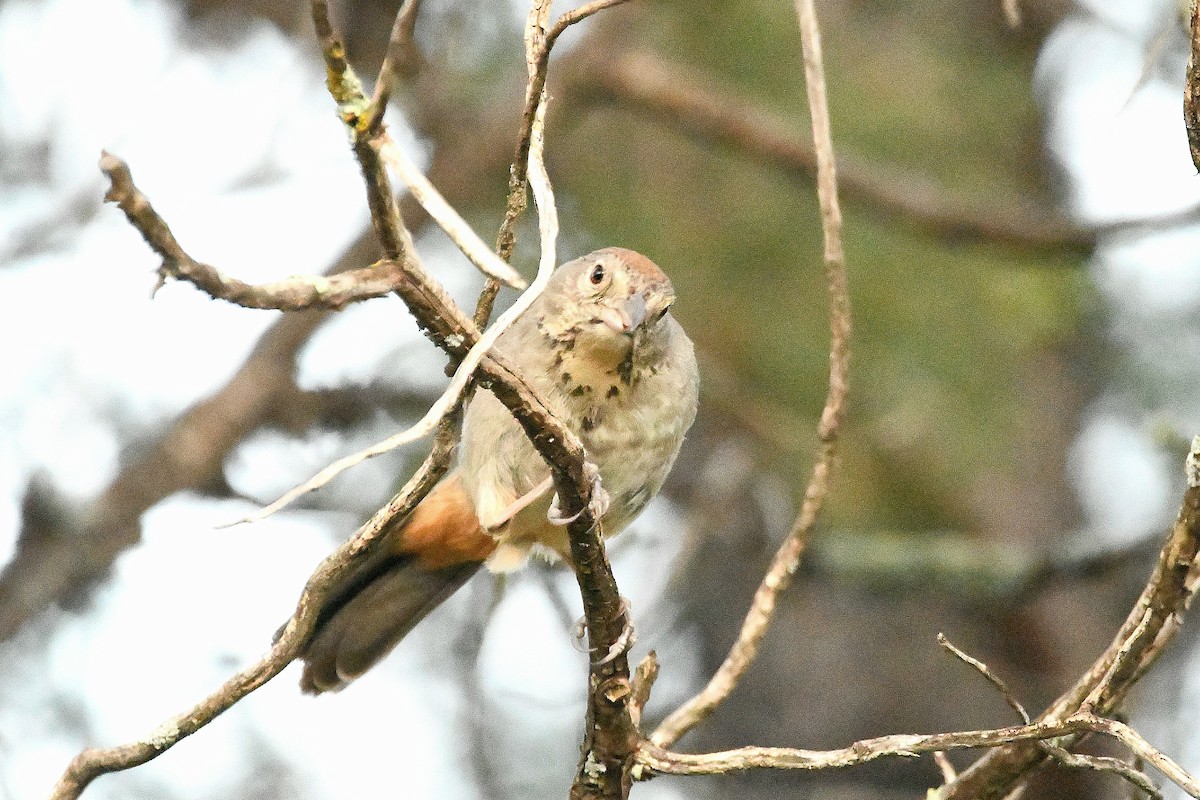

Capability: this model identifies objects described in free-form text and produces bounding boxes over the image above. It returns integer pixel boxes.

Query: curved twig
[651,0,851,749]
[942,438,1200,798]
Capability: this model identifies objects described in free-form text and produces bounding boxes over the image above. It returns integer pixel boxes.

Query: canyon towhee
[298,247,699,693]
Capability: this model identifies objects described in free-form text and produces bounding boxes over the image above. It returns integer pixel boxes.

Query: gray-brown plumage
[298,247,699,693]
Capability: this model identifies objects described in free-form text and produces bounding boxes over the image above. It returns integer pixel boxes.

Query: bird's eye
[589,263,606,285]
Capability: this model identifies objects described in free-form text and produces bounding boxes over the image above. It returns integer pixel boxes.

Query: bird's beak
[599,292,650,334]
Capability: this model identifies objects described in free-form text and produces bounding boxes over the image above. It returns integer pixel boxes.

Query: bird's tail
[296,475,494,694]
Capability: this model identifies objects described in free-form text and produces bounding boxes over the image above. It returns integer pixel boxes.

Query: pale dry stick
[378,138,527,289]
[935,751,959,783]
[49,430,458,800]
[311,0,524,291]
[479,0,629,329]
[651,0,850,748]
[636,712,1199,798]
[495,0,629,264]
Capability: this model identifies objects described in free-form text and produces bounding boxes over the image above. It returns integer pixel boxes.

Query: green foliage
[551,0,1085,533]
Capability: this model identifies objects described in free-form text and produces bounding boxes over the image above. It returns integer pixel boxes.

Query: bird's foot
[593,597,636,666]
[547,462,609,526]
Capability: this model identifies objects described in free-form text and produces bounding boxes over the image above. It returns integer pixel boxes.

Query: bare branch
[377,139,527,289]
[651,0,851,749]
[939,633,1031,724]
[939,634,1163,798]
[50,7,618,795]
[99,152,406,310]
[569,50,1092,254]
[636,712,1197,798]
[366,0,424,133]
[495,0,630,265]
[0,225,388,642]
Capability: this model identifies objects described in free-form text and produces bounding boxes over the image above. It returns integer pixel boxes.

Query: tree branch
[940,436,1200,799]
[98,152,407,310]
[636,712,1198,798]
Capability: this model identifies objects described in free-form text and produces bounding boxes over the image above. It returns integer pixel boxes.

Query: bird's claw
[547,462,609,526]
[593,597,636,666]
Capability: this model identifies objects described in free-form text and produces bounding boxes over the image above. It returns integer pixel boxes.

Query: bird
[297,247,699,694]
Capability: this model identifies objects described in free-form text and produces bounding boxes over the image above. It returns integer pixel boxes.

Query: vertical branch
[651,0,850,749]
[1185,0,1200,172]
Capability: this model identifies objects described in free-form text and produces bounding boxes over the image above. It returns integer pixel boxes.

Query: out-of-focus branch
[651,0,852,750]
[0,225,377,641]
[941,437,1200,799]
[569,49,1094,254]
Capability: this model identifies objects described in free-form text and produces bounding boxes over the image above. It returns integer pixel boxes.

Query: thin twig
[377,138,527,289]
[938,633,1030,723]
[495,0,630,264]
[365,0,424,133]
[230,212,554,524]
[939,633,1162,798]
[1047,749,1162,799]
[651,0,851,749]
